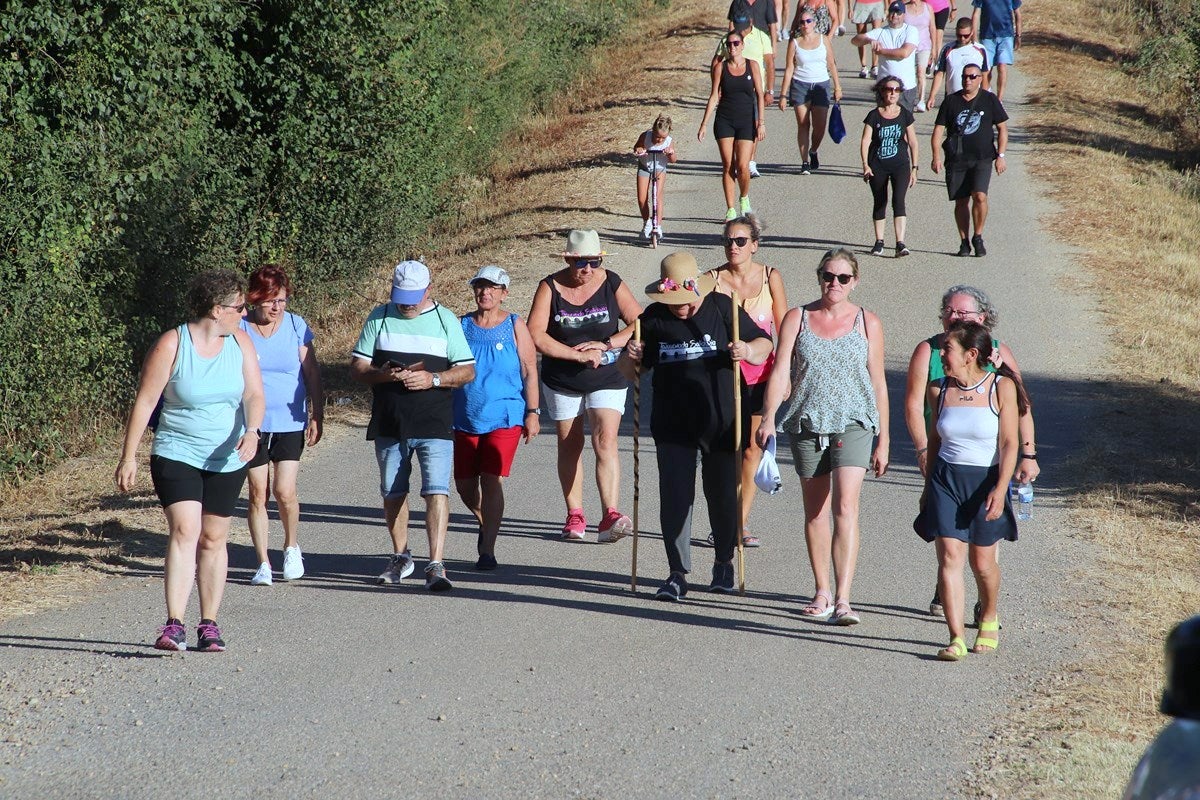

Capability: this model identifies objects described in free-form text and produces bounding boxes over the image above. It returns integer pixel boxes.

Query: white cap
[468,265,510,288]
[391,260,430,305]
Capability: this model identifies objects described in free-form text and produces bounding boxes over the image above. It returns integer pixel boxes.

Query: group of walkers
[112,0,1033,662]
[649,0,1019,256]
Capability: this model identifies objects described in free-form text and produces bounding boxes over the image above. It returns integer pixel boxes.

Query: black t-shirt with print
[640,292,771,451]
[934,89,1008,165]
[864,106,915,167]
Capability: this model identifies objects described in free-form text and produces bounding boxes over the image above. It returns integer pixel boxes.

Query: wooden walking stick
[631,317,642,592]
[732,291,746,595]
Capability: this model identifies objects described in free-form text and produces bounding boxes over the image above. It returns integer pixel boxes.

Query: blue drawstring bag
[828,103,846,144]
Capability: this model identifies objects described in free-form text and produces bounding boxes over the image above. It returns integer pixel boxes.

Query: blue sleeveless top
[152,324,247,472]
[453,313,525,434]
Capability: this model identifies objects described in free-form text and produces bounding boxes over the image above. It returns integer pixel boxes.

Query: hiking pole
[649,151,660,249]
[732,291,745,595]
[631,317,642,592]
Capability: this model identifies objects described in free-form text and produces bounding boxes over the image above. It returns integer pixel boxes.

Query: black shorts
[247,430,305,468]
[150,455,248,517]
[745,381,766,416]
[714,114,756,141]
[946,161,993,200]
[934,7,950,30]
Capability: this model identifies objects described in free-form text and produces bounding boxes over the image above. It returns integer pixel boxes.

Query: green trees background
[0,0,660,482]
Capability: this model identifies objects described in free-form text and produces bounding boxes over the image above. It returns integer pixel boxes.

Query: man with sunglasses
[926,17,990,110]
[930,64,1009,257]
[851,2,920,111]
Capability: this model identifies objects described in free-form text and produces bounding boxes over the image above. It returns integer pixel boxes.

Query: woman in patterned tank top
[757,249,889,626]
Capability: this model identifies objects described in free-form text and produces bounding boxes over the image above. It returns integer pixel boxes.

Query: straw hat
[644,251,716,305]
[558,229,607,258]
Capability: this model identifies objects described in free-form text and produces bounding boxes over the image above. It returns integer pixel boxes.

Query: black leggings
[869,159,910,220]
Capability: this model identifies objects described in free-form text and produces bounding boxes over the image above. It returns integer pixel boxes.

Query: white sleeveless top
[791,38,830,83]
[935,373,1001,466]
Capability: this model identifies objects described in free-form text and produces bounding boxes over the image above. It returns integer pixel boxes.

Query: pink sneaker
[561,509,587,541]
[597,508,632,543]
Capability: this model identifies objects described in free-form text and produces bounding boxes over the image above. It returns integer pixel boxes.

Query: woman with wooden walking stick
[619,252,772,601]
[757,248,889,625]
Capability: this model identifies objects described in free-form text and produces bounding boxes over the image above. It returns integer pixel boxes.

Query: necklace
[253,315,279,337]
[954,373,988,401]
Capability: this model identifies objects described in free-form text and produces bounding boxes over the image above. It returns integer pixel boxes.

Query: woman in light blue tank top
[115,270,264,653]
[452,266,540,570]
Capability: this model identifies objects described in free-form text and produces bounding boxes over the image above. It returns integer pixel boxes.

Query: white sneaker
[915,100,927,112]
[282,545,304,581]
[250,562,272,586]
[869,66,878,79]
[652,225,663,240]
[641,219,653,238]
[836,24,846,36]
[748,161,761,178]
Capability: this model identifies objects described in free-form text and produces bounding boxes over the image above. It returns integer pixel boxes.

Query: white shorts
[543,385,628,421]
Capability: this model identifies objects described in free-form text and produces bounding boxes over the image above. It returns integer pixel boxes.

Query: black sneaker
[475,553,498,571]
[196,619,226,653]
[154,618,187,652]
[709,561,736,594]
[654,573,689,602]
[972,235,986,256]
[870,239,885,256]
[956,239,972,257]
[424,560,453,591]
[810,151,820,170]
[799,162,811,175]
[896,241,911,257]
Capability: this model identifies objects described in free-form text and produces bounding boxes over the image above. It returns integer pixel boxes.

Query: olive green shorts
[788,423,874,479]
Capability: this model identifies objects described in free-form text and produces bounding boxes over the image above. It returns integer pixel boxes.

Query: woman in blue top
[240,265,324,587]
[452,266,540,570]
[115,270,264,653]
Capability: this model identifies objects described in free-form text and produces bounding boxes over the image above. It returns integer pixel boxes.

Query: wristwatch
[431,373,442,388]
[525,407,541,416]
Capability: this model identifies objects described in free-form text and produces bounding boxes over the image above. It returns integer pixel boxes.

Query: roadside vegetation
[974,0,1200,796]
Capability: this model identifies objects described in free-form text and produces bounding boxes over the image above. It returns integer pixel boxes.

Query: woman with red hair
[240,265,324,585]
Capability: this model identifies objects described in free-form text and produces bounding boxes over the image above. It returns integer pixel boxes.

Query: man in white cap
[852,2,919,111]
[351,260,476,591]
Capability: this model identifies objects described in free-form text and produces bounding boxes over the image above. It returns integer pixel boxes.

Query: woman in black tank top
[698,28,766,222]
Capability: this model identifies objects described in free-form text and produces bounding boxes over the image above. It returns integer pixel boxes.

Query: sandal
[831,601,861,626]
[800,590,835,621]
[973,618,1000,653]
[741,529,761,547]
[937,636,968,661]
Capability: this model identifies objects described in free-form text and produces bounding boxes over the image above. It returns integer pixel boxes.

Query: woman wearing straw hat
[528,230,643,542]
[620,252,772,600]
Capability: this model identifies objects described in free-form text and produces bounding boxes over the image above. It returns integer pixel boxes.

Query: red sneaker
[597,508,632,543]
[561,509,587,541]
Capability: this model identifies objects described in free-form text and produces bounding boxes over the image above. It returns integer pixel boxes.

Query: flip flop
[800,590,835,621]
[741,533,761,547]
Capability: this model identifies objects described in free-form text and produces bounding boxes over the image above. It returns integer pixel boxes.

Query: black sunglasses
[963,73,982,81]
[819,271,853,285]
[569,258,602,269]
[727,39,743,46]
[722,235,750,247]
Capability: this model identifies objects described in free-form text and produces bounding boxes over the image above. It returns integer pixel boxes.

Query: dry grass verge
[974,0,1200,796]
[0,0,721,623]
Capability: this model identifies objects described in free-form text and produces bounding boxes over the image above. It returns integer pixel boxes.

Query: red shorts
[453,426,523,479]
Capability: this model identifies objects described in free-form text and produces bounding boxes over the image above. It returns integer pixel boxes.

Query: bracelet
[1020,452,1038,460]
[915,447,927,454]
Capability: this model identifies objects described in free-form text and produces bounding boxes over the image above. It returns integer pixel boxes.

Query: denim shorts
[789,80,832,108]
[374,437,454,498]
[980,36,1015,65]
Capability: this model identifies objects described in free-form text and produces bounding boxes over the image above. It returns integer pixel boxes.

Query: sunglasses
[569,258,602,269]
[722,235,751,247]
[962,73,982,81]
[727,39,743,46]
[799,17,815,23]
[956,32,972,39]
[882,86,902,93]
[220,302,247,312]
[819,271,853,285]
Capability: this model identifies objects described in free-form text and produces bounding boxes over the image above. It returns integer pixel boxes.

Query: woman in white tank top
[780,6,843,172]
[922,321,1028,661]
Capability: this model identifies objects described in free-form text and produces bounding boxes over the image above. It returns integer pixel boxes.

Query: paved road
[1,29,1105,800]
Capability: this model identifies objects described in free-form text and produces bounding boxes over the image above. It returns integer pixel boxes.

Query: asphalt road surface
[1,33,1105,800]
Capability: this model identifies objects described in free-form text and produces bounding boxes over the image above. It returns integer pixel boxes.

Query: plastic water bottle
[598,347,623,366]
[1016,482,1034,520]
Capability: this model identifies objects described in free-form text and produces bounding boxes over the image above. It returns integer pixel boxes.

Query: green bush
[0,0,664,484]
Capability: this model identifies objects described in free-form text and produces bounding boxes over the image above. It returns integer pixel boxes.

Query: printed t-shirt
[936,42,988,94]
[864,106,915,165]
[934,89,1008,165]
[352,302,475,440]
[638,293,770,451]
[541,270,628,394]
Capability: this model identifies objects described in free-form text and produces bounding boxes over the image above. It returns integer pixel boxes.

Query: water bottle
[1016,482,1034,520]
[598,347,623,366]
